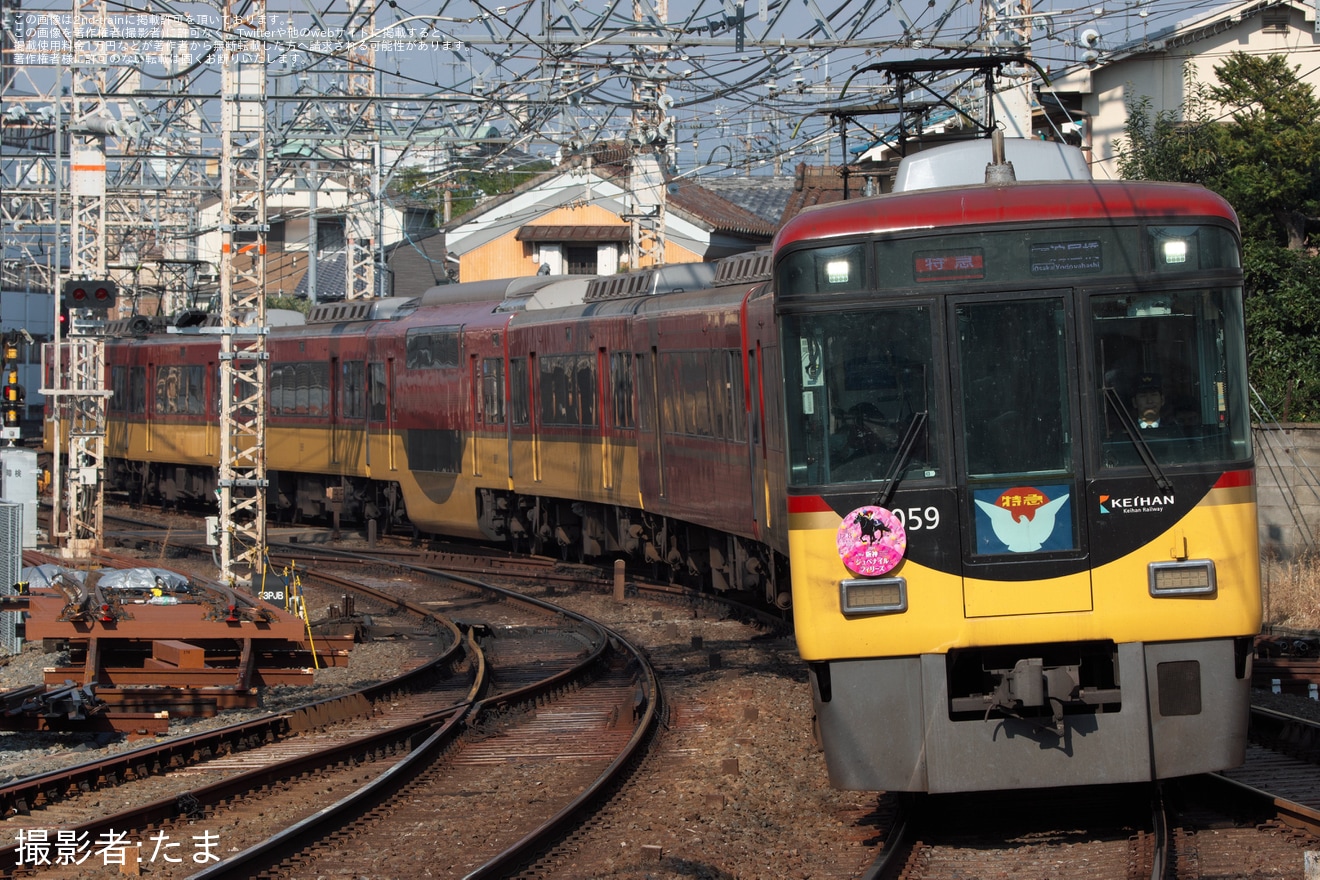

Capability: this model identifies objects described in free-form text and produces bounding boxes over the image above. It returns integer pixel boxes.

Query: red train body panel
[59,254,789,606]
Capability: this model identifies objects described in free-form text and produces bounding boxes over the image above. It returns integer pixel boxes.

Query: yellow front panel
[790,486,1261,663]
[963,571,1092,617]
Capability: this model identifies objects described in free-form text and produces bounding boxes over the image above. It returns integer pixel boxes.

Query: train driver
[1132,372,1176,430]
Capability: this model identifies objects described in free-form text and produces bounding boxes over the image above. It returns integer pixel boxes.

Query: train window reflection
[1094,287,1251,468]
[782,306,939,487]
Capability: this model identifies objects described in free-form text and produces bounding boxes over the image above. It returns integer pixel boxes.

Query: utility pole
[628,0,671,268]
[985,0,1035,137]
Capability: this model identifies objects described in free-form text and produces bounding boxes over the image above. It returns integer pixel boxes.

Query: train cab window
[956,297,1071,479]
[1148,225,1240,274]
[782,306,940,487]
[1093,288,1251,468]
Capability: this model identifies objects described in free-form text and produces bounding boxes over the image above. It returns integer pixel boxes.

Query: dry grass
[1261,554,1320,631]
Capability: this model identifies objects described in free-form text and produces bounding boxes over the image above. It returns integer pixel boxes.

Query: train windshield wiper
[1103,387,1172,491]
[874,411,928,508]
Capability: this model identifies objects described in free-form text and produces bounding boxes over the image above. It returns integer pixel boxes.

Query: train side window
[658,351,714,437]
[110,366,127,414]
[154,365,185,415]
[184,366,205,415]
[406,326,461,369]
[610,352,635,429]
[341,361,365,420]
[482,357,505,425]
[539,353,596,427]
[509,358,530,426]
[129,366,146,414]
[715,349,745,442]
[368,362,387,422]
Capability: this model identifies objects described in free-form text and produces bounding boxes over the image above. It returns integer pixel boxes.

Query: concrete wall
[1255,425,1320,560]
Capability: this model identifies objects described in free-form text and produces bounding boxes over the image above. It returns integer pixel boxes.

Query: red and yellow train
[47,137,1261,793]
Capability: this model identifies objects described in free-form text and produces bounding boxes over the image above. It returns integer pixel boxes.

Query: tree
[1206,54,1320,249]
[392,160,554,222]
[1116,65,1222,186]
[1243,241,1320,422]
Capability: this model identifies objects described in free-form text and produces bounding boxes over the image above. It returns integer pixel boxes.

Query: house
[192,146,439,304]
[1040,0,1320,179]
[441,148,838,283]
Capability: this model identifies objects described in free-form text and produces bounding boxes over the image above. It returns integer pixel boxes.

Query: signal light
[62,278,118,311]
[2,369,23,429]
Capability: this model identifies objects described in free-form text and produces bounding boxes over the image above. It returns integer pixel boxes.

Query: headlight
[840,577,907,616]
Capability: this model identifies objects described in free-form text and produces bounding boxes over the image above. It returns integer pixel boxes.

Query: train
[45,135,1262,793]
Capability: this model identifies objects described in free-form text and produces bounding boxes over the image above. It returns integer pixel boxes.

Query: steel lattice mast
[343,4,377,301]
[58,0,112,557]
[216,0,268,587]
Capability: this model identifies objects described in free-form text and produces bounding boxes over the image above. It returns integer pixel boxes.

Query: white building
[1043,0,1320,180]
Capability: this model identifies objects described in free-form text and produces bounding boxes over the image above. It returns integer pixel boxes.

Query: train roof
[773,179,1239,252]
[894,138,1090,191]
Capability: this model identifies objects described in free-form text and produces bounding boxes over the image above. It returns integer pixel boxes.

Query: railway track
[860,706,1320,880]
[0,551,661,879]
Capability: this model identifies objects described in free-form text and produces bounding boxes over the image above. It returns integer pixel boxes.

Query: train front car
[775,142,1260,793]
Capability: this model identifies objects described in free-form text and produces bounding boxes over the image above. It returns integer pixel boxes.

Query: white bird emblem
[974,494,1071,552]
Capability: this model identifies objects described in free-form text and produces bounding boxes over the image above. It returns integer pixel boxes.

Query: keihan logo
[1099,494,1110,514]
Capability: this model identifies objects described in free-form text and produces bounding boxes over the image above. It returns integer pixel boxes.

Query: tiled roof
[779,163,850,225]
[667,179,777,238]
[701,177,797,226]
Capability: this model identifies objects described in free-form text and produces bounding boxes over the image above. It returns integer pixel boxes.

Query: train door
[528,353,542,482]
[636,348,664,499]
[333,359,366,470]
[207,357,218,458]
[367,359,393,472]
[469,354,482,478]
[747,346,766,536]
[948,292,1091,615]
[143,356,155,455]
[598,348,612,491]
[330,356,342,467]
